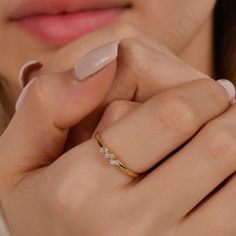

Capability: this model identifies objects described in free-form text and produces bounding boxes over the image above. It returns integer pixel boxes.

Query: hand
[1,32,236,235]
[35,22,209,143]
[16,22,212,176]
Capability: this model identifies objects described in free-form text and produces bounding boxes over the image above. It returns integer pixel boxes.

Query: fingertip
[18,60,42,88]
[217,79,236,103]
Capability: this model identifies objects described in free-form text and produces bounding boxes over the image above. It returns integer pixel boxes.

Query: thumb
[0,41,119,176]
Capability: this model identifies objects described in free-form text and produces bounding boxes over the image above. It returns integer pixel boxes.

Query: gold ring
[95,131,139,178]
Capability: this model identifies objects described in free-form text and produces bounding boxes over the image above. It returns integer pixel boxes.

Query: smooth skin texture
[1,0,236,236]
[1,34,236,236]
[1,0,215,111]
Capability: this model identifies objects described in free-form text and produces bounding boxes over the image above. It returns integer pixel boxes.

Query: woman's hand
[37,22,210,143]
[1,33,236,235]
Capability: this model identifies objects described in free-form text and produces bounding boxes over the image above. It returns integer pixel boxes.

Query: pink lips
[10,0,129,45]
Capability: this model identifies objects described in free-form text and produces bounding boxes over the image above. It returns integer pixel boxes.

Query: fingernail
[217,79,236,102]
[74,41,119,81]
[231,99,236,104]
[15,78,36,111]
[18,60,42,88]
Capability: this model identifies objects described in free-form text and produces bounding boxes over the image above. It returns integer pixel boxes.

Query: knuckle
[121,37,146,50]
[119,38,163,80]
[105,100,132,122]
[153,94,197,136]
[122,38,155,68]
[113,21,170,57]
[202,124,236,166]
[120,37,144,54]
[113,22,140,38]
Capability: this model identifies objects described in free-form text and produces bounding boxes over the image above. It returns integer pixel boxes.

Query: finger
[21,24,208,143]
[179,174,236,236]
[42,27,209,100]
[41,22,169,73]
[0,42,119,178]
[68,100,140,147]
[51,79,233,190]
[99,79,233,174]
[135,102,236,222]
[93,100,140,134]
[62,36,211,141]
[57,101,140,189]
[106,38,210,103]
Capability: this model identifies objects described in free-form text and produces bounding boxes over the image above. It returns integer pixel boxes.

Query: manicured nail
[217,79,236,102]
[15,78,36,111]
[18,60,42,88]
[231,99,236,104]
[74,41,119,81]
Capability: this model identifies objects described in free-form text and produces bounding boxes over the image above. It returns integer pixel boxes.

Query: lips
[10,0,130,45]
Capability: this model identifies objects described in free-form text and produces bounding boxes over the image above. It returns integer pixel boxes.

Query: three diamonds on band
[100,147,121,166]
[95,131,139,178]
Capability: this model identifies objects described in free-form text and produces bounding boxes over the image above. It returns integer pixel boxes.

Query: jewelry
[95,131,139,178]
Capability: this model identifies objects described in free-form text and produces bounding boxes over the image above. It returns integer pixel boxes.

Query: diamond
[110,159,120,166]
[100,147,109,154]
[105,153,114,161]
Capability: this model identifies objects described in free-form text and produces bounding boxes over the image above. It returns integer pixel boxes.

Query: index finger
[40,21,166,73]
[40,22,210,103]
[60,35,212,140]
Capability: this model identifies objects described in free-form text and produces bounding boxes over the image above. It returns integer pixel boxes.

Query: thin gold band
[95,131,139,178]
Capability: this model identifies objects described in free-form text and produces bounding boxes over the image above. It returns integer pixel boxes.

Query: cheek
[130,0,216,52]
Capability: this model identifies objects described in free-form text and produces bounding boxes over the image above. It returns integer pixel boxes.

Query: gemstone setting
[105,153,114,161]
[100,147,109,154]
[110,159,121,166]
[100,147,121,166]
[95,131,139,178]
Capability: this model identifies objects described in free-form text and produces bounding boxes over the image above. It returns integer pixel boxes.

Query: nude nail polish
[74,41,119,81]
[231,99,236,104]
[18,60,42,88]
[217,79,236,103]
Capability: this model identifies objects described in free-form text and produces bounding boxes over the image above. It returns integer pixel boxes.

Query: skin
[0,0,215,110]
[1,0,236,235]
